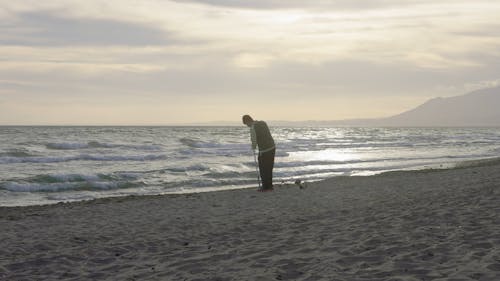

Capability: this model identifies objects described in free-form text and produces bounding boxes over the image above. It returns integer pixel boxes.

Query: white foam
[3,181,123,192]
[46,141,163,151]
[46,142,90,150]
[127,144,163,151]
[117,172,141,179]
[0,154,167,164]
[4,182,80,192]
[48,174,102,182]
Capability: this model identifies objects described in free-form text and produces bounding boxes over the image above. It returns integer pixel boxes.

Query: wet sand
[1,160,500,280]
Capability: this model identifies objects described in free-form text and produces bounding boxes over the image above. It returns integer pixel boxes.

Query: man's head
[242,115,254,126]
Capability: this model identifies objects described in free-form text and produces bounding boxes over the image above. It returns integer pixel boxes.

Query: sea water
[1,126,499,206]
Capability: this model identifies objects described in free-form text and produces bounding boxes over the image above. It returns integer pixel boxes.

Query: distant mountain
[277,86,500,127]
[202,86,500,127]
[378,86,500,127]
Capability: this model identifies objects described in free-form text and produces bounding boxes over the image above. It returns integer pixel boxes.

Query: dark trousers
[258,148,275,189]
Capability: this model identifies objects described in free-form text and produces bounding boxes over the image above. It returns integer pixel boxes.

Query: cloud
[2,0,500,124]
[0,10,174,46]
[171,0,435,11]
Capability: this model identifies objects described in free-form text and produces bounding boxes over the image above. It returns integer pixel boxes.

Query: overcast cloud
[1,0,500,124]
[0,11,177,47]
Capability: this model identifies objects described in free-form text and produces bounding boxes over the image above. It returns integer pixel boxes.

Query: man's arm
[250,125,257,150]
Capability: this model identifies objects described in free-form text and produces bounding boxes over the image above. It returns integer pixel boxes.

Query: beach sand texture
[1,161,500,281]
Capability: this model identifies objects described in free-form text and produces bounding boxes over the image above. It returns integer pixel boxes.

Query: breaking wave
[46,141,162,151]
[0,154,167,164]
[0,173,144,192]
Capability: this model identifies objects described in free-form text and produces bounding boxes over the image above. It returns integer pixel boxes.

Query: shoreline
[1,158,500,280]
[2,156,500,209]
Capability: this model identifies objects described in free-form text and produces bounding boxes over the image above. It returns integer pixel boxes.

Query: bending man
[242,115,275,191]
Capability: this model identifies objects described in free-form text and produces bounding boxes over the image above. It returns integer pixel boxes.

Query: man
[242,115,275,191]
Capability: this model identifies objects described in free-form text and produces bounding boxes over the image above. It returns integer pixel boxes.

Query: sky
[1,0,500,125]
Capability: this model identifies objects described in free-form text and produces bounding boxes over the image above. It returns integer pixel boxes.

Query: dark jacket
[251,121,275,153]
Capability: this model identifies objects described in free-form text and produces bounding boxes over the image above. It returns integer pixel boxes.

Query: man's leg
[258,149,275,190]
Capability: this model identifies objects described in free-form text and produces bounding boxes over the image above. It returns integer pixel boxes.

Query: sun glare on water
[290,149,361,163]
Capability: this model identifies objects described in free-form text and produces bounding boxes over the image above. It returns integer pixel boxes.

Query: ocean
[1,126,499,206]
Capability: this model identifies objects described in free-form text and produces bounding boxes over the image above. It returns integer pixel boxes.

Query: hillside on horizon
[265,86,500,127]
[377,86,500,127]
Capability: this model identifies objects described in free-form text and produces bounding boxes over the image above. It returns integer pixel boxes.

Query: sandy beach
[1,160,500,281]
